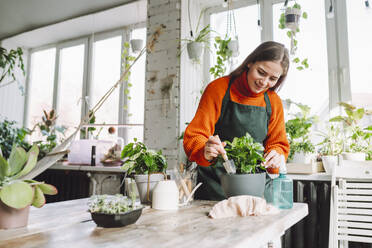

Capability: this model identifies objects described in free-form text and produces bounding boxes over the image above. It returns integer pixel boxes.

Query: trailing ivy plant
[209,36,233,79]
[120,138,167,175]
[218,132,266,174]
[285,100,316,160]
[122,42,136,117]
[0,47,25,87]
[278,2,309,70]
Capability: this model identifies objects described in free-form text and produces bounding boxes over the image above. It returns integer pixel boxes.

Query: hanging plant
[122,42,136,117]
[0,47,26,89]
[278,2,309,70]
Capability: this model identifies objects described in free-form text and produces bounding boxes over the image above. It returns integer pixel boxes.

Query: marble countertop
[0,198,308,248]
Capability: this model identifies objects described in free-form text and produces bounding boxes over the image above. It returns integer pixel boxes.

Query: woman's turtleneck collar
[233,70,267,98]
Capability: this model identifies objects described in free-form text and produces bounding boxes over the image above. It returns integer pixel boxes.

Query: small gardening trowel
[222,153,236,174]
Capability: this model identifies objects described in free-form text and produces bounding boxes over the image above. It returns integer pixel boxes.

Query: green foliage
[122,42,135,117]
[219,133,266,174]
[0,119,31,159]
[316,125,343,156]
[88,194,137,214]
[121,138,167,175]
[329,102,372,155]
[285,100,316,160]
[209,36,233,79]
[0,47,25,85]
[0,145,57,209]
[278,3,309,70]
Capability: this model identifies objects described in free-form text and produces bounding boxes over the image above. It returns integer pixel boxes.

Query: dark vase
[220,172,266,198]
[90,207,143,228]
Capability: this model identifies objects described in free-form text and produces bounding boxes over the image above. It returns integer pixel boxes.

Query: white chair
[329,159,372,248]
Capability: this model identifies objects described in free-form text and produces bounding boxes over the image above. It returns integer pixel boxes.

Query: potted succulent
[285,101,317,163]
[316,124,343,174]
[121,138,167,204]
[330,102,372,161]
[218,133,267,198]
[88,194,143,228]
[0,145,58,229]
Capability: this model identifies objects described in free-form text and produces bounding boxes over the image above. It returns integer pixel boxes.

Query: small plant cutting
[278,1,309,70]
[218,133,266,174]
[285,100,316,161]
[329,102,372,158]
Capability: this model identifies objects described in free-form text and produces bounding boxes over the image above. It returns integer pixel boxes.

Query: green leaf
[14,145,39,179]
[32,186,46,208]
[8,146,27,176]
[292,57,300,63]
[38,183,58,195]
[0,181,34,209]
[302,12,308,19]
[0,155,10,179]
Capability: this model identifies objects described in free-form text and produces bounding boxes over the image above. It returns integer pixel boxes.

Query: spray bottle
[272,159,293,209]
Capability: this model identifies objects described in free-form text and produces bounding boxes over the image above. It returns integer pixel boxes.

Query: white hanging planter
[228,39,239,57]
[186,41,204,61]
[130,39,144,53]
[285,7,301,32]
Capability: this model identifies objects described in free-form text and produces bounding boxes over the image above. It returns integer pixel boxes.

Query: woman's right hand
[203,135,226,161]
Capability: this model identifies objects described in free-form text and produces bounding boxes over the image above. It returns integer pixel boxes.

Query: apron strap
[219,77,235,122]
[264,92,272,127]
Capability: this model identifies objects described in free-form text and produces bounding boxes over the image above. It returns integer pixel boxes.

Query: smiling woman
[183,41,290,201]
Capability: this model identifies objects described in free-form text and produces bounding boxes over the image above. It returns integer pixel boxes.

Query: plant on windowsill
[0,47,26,90]
[120,138,167,204]
[285,100,317,163]
[217,132,267,198]
[329,102,372,161]
[0,145,58,229]
[278,1,309,70]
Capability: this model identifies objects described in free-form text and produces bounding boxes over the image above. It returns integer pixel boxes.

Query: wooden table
[0,198,308,248]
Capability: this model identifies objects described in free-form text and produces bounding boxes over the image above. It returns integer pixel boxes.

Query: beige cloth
[209,195,280,219]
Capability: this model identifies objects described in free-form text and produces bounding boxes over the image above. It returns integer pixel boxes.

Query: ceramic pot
[321,155,338,175]
[0,201,30,229]
[221,172,266,198]
[134,174,165,204]
[187,42,203,61]
[130,39,144,53]
[342,152,366,162]
[291,152,316,164]
[285,8,301,31]
[90,207,143,228]
[152,180,179,210]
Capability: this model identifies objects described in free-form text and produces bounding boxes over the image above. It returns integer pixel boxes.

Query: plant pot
[152,180,179,210]
[134,174,165,204]
[221,172,266,198]
[0,200,30,229]
[342,152,366,162]
[285,8,301,31]
[291,151,316,164]
[90,206,143,228]
[227,39,239,57]
[321,155,338,175]
[130,39,144,53]
[186,42,204,61]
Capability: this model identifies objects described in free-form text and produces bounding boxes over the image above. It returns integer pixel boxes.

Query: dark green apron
[195,76,272,200]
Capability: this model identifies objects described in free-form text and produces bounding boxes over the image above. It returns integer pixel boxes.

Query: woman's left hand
[263,150,282,168]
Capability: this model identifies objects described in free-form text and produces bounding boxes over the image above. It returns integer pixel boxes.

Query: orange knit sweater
[183,71,289,166]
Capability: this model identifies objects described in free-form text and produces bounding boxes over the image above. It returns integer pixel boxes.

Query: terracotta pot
[0,200,30,229]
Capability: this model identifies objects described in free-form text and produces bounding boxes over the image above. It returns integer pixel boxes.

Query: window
[27,48,56,141]
[273,0,328,116]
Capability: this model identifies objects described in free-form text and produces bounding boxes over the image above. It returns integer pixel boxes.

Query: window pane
[273,1,328,116]
[210,4,261,76]
[57,44,85,137]
[90,36,122,140]
[346,2,372,109]
[27,48,55,142]
[127,28,146,143]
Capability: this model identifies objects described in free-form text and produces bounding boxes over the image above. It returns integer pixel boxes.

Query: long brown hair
[229,41,289,92]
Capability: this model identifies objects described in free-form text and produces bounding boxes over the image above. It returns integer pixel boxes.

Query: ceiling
[0,0,136,40]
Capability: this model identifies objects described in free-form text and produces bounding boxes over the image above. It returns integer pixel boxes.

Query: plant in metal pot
[88,194,143,228]
[329,102,372,161]
[217,133,267,198]
[0,145,58,229]
[120,138,167,204]
[278,1,309,70]
[285,101,317,163]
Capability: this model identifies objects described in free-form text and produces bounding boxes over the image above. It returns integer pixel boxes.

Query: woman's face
[246,61,283,94]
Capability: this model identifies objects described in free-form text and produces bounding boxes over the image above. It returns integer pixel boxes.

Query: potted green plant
[88,194,143,228]
[285,101,316,163]
[218,133,267,198]
[278,2,309,70]
[329,102,372,161]
[316,124,343,174]
[0,145,57,229]
[121,138,167,204]
[0,119,31,159]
